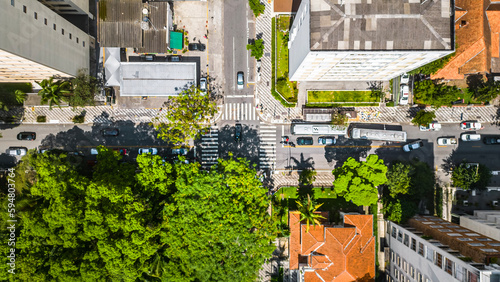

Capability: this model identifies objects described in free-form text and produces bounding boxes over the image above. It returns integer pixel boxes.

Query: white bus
[347,127,407,142]
[291,124,348,135]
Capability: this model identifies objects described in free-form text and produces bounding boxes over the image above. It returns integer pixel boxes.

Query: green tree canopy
[411,110,436,126]
[68,69,98,108]
[295,194,325,233]
[386,162,412,197]
[299,169,317,187]
[249,0,265,17]
[452,162,492,190]
[37,77,72,109]
[153,85,217,147]
[413,80,462,107]
[0,149,275,282]
[247,39,264,60]
[332,155,388,206]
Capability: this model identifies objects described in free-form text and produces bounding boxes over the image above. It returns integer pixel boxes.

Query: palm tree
[14,89,27,104]
[37,77,72,109]
[295,194,326,233]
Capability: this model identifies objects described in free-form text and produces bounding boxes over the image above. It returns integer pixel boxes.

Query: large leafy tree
[452,162,492,190]
[386,162,412,197]
[411,110,435,127]
[158,157,277,281]
[332,155,387,206]
[153,85,217,147]
[413,80,462,107]
[248,0,265,17]
[37,77,72,109]
[295,194,325,233]
[247,39,264,60]
[67,69,99,108]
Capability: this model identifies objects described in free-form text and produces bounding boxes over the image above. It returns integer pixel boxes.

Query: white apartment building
[38,0,91,17]
[288,0,455,81]
[386,218,500,282]
[0,0,90,82]
[461,211,500,242]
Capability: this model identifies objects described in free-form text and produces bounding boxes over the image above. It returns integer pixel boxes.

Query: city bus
[291,124,348,135]
[347,127,407,142]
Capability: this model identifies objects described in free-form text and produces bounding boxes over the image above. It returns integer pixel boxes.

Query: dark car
[188,43,206,51]
[235,124,242,142]
[483,136,500,145]
[101,128,119,137]
[402,140,424,152]
[17,132,36,141]
[297,137,313,146]
[167,55,181,62]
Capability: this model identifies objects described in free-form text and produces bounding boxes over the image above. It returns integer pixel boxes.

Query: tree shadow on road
[324,136,371,169]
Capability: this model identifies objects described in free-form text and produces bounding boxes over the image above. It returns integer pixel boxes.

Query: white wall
[288,0,311,81]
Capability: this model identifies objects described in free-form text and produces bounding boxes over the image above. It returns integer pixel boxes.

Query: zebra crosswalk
[221,103,258,121]
[200,126,219,169]
[259,124,277,169]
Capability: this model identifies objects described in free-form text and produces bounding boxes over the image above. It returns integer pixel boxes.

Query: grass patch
[271,17,296,108]
[308,90,379,103]
[275,15,297,103]
[306,102,379,108]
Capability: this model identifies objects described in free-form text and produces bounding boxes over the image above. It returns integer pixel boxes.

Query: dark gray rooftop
[309,0,454,51]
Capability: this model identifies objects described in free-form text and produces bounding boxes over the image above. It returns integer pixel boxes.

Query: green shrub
[386,101,395,107]
[72,115,85,123]
[37,116,46,123]
[249,0,265,17]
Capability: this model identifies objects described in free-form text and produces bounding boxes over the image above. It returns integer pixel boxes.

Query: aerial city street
[1,0,500,281]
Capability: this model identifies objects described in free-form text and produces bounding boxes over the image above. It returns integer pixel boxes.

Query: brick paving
[270,170,335,191]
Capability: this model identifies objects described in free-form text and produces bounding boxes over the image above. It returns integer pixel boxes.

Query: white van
[461,133,481,142]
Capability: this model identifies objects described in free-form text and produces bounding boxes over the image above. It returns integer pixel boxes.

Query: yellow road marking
[437,146,447,148]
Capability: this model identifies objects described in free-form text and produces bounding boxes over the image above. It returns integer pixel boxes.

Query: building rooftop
[98,0,172,53]
[432,0,500,79]
[119,62,196,96]
[289,212,375,281]
[309,0,454,51]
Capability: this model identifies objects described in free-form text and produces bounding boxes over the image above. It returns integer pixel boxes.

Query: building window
[404,234,409,246]
[465,233,479,236]
[410,265,415,278]
[23,5,26,13]
[76,38,79,43]
[445,258,454,275]
[83,41,85,47]
[417,272,423,282]
[397,254,401,267]
[458,237,473,241]
[477,238,492,242]
[418,242,424,256]
[69,33,72,40]
[489,243,500,246]
[435,253,443,268]
[34,12,37,19]
[468,243,484,247]
[53,24,56,30]
[480,248,499,252]
[447,233,462,237]
[11,0,14,7]
[398,231,403,242]
[44,18,47,25]
[430,225,443,228]
[411,238,417,251]
[61,29,64,35]
[438,229,452,232]
[426,249,434,262]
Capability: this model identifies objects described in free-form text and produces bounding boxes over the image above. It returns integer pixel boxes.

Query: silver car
[7,147,27,156]
[318,136,336,145]
[402,140,424,152]
[237,72,244,90]
[138,148,158,155]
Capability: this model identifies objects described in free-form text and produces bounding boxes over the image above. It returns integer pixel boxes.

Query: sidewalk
[271,170,335,191]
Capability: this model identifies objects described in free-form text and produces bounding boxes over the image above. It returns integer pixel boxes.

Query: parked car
[188,43,206,51]
[297,137,314,146]
[90,148,99,155]
[17,132,36,141]
[7,147,27,156]
[461,133,481,142]
[138,148,158,155]
[437,137,457,146]
[101,128,119,136]
[402,140,424,152]
[400,73,410,84]
[167,55,181,62]
[141,54,155,61]
[460,122,482,131]
[113,148,128,156]
[237,71,244,90]
[318,136,336,145]
[419,122,441,131]
[399,85,409,105]
[170,148,189,156]
[200,77,207,94]
[235,124,242,142]
[483,136,500,145]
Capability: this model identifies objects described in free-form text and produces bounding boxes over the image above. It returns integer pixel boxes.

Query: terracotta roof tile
[492,32,500,57]
[289,212,375,281]
[486,10,500,33]
[455,10,468,22]
[274,0,302,13]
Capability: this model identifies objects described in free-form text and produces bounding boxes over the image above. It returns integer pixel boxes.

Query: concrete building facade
[386,216,500,282]
[461,211,500,242]
[288,0,455,81]
[0,0,90,82]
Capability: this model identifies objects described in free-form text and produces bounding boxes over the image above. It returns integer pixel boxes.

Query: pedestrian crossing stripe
[221,103,258,120]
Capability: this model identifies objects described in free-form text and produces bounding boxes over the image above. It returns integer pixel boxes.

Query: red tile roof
[289,212,375,282]
[432,0,500,79]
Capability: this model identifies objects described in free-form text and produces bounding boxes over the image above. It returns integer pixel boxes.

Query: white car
[7,147,27,156]
[199,77,207,95]
[437,137,457,146]
[402,140,424,152]
[399,85,409,105]
[461,133,481,142]
[138,148,158,155]
[419,122,441,131]
[460,122,482,131]
[400,73,410,84]
[90,148,99,155]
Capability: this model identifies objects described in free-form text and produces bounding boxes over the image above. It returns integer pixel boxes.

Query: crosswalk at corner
[200,126,219,169]
[221,103,258,121]
[259,123,277,169]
